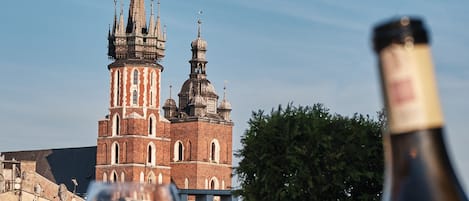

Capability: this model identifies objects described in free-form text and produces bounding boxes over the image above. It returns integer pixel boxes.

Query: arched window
[148,146,152,163]
[148,115,156,136]
[210,177,219,190]
[174,141,184,161]
[210,139,220,163]
[133,69,139,85]
[211,143,216,161]
[178,142,183,161]
[132,90,138,105]
[210,180,215,190]
[112,114,120,136]
[184,178,189,189]
[148,172,156,184]
[111,142,119,164]
[147,143,156,166]
[111,171,118,183]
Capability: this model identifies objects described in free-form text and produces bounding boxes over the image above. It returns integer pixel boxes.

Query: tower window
[133,69,139,85]
[210,139,220,163]
[174,141,184,161]
[148,115,156,136]
[147,143,156,166]
[112,114,120,136]
[112,172,118,183]
[210,180,215,190]
[178,142,183,161]
[132,90,138,105]
[111,142,119,165]
[211,142,216,161]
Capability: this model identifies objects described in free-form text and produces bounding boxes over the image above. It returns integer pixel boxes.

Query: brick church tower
[95,0,233,190]
[96,0,171,184]
[162,19,233,190]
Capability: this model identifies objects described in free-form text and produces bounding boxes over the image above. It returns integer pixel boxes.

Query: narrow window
[114,144,119,164]
[178,142,183,161]
[133,69,139,85]
[113,114,120,136]
[149,117,153,135]
[210,180,215,190]
[150,91,153,106]
[115,116,120,135]
[111,142,119,165]
[113,172,118,183]
[211,142,216,161]
[147,146,152,164]
[133,90,138,105]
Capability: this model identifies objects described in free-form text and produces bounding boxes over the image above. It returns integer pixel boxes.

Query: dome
[180,78,218,98]
[191,37,207,50]
[219,99,232,110]
[163,98,177,108]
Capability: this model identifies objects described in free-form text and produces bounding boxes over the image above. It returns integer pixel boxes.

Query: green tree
[235,104,384,201]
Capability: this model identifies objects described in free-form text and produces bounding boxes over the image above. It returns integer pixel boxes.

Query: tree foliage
[235,104,384,201]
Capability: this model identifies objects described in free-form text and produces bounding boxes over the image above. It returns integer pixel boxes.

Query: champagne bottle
[373,16,468,201]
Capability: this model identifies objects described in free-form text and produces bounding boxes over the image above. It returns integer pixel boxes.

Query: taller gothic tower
[96,0,171,184]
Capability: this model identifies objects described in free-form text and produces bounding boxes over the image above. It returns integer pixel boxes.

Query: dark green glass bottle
[373,16,468,201]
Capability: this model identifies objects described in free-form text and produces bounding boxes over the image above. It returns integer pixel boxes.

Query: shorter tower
[163,19,233,190]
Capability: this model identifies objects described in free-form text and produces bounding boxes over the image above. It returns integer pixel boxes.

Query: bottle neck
[379,44,443,134]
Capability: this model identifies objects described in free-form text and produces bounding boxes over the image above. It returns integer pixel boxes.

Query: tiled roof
[2,146,96,195]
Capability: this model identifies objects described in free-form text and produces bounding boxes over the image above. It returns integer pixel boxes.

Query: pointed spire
[155,0,163,39]
[148,0,156,35]
[112,0,118,34]
[116,0,125,35]
[127,0,146,33]
[157,0,161,19]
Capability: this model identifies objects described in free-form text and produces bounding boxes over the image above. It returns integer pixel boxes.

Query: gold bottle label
[380,44,444,134]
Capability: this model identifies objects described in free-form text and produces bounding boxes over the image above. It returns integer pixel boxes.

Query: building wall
[170,120,233,189]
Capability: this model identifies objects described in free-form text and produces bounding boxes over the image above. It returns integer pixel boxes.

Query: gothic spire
[126,0,146,33]
[148,0,156,36]
[112,0,118,34]
[156,0,163,39]
[116,0,125,35]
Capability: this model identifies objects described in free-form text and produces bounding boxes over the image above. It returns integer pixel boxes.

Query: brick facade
[98,0,233,191]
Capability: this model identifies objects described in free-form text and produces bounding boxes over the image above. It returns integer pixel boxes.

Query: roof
[2,146,96,195]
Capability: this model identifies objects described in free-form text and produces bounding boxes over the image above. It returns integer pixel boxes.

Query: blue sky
[1,0,468,190]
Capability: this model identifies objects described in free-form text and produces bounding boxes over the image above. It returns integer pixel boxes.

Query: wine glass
[85,181,180,201]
